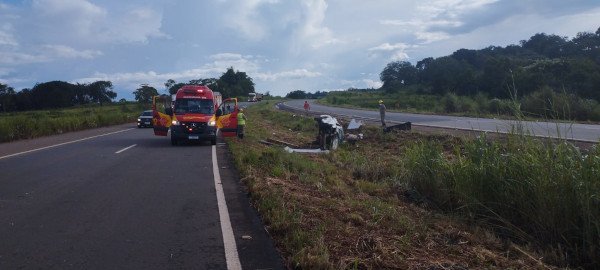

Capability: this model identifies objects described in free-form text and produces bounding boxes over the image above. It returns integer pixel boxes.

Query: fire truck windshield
[174,98,214,114]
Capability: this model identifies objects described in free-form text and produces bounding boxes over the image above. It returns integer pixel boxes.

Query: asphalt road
[0,124,283,269]
[286,100,600,142]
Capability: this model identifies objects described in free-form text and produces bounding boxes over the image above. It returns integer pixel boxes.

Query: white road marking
[0,128,135,160]
[115,144,137,154]
[212,145,242,270]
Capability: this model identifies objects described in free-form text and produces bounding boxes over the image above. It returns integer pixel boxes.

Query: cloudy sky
[0,0,599,99]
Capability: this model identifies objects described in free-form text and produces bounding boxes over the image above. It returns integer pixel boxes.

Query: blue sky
[0,0,599,100]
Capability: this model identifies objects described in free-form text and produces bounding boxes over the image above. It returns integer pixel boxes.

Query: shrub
[442,93,459,113]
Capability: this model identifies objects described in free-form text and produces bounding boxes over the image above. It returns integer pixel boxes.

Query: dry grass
[226,101,558,269]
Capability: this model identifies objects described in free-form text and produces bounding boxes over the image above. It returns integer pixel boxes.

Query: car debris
[345,118,365,143]
[384,122,412,133]
[315,115,344,150]
[347,118,363,130]
[284,146,330,154]
[345,133,364,143]
[265,138,299,148]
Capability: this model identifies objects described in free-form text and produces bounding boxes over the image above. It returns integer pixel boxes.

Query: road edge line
[212,145,242,270]
[0,128,135,160]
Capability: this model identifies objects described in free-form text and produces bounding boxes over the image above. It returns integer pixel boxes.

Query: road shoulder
[216,140,286,270]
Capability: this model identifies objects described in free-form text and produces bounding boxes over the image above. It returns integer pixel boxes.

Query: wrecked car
[314,115,344,150]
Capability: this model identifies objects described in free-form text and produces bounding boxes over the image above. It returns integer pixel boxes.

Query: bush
[442,93,459,113]
[402,135,600,267]
[0,104,139,143]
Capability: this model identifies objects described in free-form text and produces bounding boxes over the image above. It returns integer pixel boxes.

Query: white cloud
[414,31,451,43]
[299,0,341,48]
[219,0,280,41]
[391,51,410,61]
[0,51,48,65]
[33,0,107,37]
[368,42,415,61]
[207,53,260,73]
[31,0,167,44]
[0,45,102,65]
[368,43,412,51]
[380,0,498,43]
[254,69,321,81]
[363,79,383,89]
[107,8,169,43]
[42,45,102,59]
[338,78,383,89]
[0,24,18,46]
[75,53,321,93]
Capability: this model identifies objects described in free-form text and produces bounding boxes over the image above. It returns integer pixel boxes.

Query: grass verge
[0,103,146,143]
[226,101,599,269]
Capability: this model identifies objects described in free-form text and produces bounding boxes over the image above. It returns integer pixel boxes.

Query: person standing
[237,108,247,139]
[379,100,386,127]
[303,101,310,112]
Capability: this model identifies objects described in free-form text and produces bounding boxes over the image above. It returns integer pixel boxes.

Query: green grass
[403,135,600,267]
[321,90,600,122]
[0,102,146,143]
[225,100,566,269]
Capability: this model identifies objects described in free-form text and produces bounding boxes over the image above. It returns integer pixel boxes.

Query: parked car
[137,110,153,128]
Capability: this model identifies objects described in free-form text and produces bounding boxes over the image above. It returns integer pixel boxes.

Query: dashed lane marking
[115,144,137,154]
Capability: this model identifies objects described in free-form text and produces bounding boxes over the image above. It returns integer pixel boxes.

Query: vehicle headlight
[171,120,180,125]
[208,120,216,126]
[137,118,141,122]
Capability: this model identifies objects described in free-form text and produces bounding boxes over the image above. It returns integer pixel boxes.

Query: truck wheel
[211,138,217,145]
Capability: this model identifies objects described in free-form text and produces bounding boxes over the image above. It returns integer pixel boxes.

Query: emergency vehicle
[152,85,240,145]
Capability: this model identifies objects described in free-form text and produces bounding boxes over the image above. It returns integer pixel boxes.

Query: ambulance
[152,85,239,145]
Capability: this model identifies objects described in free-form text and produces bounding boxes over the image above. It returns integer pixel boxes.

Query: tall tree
[286,90,307,99]
[380,61,418,91]
[15,88,33,111]
[87,81,116,106]
[0,83,16,112]
[164,79,177,94]
[133,85,159,103]
[217,67,255,98]
[30,81,75,109]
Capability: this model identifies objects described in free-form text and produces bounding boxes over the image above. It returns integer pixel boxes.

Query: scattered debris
[284,146,330,154]
[259,140,275,146]
[347,119,364,130]
[315,115,344,150]
[384,122,412,133]
[345,133,364,143]
[266,138,299,148]
[241,235,253,240]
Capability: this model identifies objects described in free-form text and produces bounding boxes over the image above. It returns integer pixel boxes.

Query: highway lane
[0,124,283,269]
[286,100,600,142]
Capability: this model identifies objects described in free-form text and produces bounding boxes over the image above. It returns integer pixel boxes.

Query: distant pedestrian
[237,108,247,139]
[379,100,386,127]
[304,101,310,112]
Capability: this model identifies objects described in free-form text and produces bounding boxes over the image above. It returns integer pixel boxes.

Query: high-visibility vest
[237,112,246,125]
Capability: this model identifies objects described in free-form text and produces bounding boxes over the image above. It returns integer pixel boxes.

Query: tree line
[132,67,256,103]
[380,27,600,102]
[285,90,328,99]
[0,81,116,112]
[0,67,257,112]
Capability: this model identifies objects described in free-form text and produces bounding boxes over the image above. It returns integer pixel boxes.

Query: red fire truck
[152,85,239,145]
